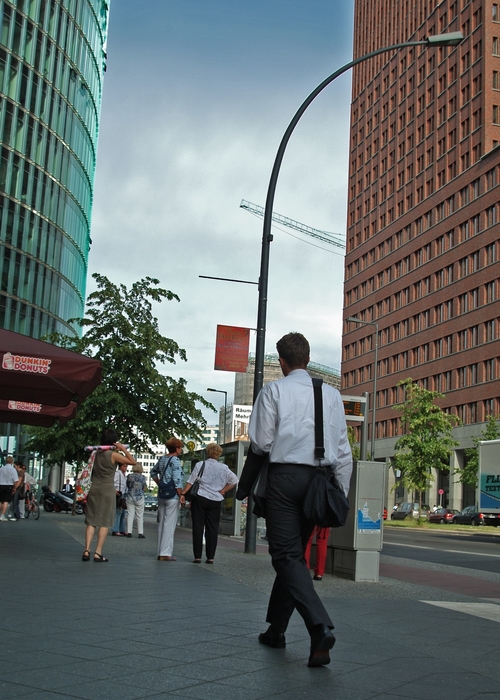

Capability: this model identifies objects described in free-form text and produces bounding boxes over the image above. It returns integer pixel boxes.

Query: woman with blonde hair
[180,443,238,563]
[126,463,146,538]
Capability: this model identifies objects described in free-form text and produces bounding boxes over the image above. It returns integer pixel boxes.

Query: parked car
[144,495,158,511]
[427,507,459,524]
[452,506,500,526]
[391,502,430,520]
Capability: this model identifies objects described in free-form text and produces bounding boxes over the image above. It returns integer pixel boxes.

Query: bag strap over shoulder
[160,456,174,481]
[312,378,325,462]
[196,461,206,481]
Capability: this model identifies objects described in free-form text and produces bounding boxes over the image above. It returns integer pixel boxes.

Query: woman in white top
[180,443,238,563]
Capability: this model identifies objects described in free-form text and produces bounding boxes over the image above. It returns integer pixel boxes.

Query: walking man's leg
[262,464,335,666]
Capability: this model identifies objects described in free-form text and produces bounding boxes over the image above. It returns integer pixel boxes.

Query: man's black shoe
[308,623,335,667]
[258,626,286,649]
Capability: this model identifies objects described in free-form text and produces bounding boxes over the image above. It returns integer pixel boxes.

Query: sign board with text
[214,325,250,373]
[478,439,500,512]
[342,395,367,422]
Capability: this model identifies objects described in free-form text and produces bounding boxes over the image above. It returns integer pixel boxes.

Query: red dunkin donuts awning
[0,329,102,408]
[0,400,78,427]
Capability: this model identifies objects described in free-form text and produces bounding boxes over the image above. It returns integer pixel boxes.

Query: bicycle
[24,490,40,520]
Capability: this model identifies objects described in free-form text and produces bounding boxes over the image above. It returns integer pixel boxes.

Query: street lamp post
[246,31,463,554]
[253,32,462,404]
[346,317,379,459]
[207,388,228,444]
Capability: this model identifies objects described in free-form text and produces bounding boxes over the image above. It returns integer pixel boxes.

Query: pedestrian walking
[246,332,352,667]
[0,457,21,522]
[304,526,331,581]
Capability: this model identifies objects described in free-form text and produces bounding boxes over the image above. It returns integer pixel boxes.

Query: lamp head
[426,31,463,46]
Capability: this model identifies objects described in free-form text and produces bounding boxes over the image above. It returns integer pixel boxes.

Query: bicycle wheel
[32,502,40,520]
[25,505,31,519]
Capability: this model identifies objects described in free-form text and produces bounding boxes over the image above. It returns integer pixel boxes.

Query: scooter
[41,485,84,515]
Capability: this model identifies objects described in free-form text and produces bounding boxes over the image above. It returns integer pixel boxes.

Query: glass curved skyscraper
[0,0,109,338]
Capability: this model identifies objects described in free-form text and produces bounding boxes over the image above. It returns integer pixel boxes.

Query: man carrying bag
[242,332,352,667]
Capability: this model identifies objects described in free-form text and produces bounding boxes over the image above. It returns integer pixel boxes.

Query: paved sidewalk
[1,513,500,700]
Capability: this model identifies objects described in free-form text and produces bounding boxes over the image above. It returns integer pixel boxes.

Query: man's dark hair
[276,332,310,368]
[101,428,119,445]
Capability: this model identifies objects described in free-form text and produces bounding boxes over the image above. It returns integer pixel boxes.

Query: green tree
[347,426,360,461]
[458,415,500,487]
[26,274,213,467]
[392,378,459,508]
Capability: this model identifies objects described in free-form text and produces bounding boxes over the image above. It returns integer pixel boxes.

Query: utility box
[332,461,386,582]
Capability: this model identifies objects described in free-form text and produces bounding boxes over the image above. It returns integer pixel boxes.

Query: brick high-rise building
[342,0,500,508]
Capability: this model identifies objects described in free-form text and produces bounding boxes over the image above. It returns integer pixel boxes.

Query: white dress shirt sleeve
[248,384,276,456]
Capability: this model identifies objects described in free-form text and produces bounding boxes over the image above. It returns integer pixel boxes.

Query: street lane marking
[422,601,500,623]
[384,541,500,559]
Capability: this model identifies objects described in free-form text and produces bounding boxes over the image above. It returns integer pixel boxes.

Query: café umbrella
[0,399,78,427]
[0,329,102,411]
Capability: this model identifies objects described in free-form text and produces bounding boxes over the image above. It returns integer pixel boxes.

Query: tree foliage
[392,378,459,506]
[25,275,213,466]
[458,415,500,487]
[347,426,360,462]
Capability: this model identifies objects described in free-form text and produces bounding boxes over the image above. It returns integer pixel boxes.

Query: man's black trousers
[265,463,334,634]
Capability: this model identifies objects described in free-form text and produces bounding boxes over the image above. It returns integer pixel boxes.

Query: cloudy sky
[89,0,355,423]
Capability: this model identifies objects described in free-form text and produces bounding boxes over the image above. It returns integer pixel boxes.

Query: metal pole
[223,392,227,445]
[371,325,379,460]
[360,391,369,460]
[346,317,378,459]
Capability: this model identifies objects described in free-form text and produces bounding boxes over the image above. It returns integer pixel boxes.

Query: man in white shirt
[248,332,352,667]
[0,457,21,521]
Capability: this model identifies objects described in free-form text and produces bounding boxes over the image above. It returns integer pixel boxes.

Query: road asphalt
[1,513,500,699]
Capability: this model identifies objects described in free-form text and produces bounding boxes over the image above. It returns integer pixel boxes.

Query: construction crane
[240,199,346,251]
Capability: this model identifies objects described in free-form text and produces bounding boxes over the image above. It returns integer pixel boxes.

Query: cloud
[89,1,354,423]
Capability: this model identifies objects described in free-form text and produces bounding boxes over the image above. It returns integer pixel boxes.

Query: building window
[487,206,497,227]
[494,105,500,125]
[445,371,452,391]
[469,402,478,423]
[485,358,496,381]
[486,281,496,302]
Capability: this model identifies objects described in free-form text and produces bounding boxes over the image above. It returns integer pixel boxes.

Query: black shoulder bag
[185,461,206,502]
[302,378,350,528]
[158,457,177,499]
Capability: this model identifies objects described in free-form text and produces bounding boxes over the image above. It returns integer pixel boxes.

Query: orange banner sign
[214,325,250,373]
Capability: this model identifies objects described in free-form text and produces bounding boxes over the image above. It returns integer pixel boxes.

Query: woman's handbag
[75,451,96,502]
[158,457,177,499]
[185,462,206,502]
